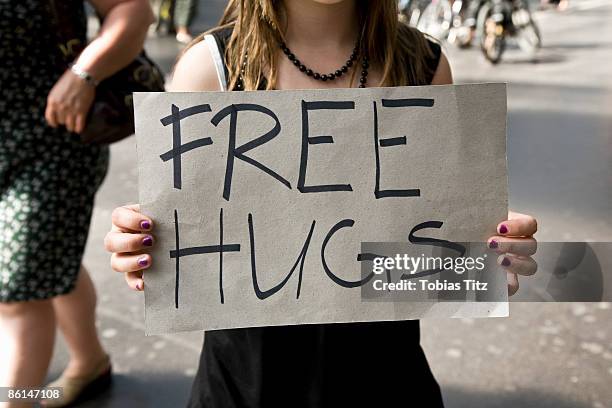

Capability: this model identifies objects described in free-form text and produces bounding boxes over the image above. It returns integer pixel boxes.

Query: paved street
[47,1,612,407]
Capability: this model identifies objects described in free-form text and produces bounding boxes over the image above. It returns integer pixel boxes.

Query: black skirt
[188,321,444,407]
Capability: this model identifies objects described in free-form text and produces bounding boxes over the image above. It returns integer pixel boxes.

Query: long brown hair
[187,0,436,90]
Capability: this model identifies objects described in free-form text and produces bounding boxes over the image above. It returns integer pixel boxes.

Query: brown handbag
[48,0,165,144]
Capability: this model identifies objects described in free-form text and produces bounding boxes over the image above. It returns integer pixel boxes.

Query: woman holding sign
[106,0,538,406]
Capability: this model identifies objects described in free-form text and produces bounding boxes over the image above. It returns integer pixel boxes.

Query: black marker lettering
[381,98,434,108]
[400,220,466,280]
[173,209,180,308]
[321,219,374,287]
[373,98,434,198]
[248,213,316,299]
[160,104,213,189]
[298,100,355,193]
[211,104,291,201]
[408,221,466,254]
[170,209,240,306]
[358,252,393,286]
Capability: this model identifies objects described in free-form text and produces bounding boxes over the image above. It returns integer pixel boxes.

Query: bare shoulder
[431,52,453,85]
[169,39,223,92]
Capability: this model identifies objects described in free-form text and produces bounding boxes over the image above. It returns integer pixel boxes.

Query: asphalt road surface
[47,1,612,407]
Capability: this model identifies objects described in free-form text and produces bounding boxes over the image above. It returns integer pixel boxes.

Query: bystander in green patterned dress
[0,1,108,302]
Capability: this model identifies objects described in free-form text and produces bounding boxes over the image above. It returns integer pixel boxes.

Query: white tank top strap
[204,34,228,91]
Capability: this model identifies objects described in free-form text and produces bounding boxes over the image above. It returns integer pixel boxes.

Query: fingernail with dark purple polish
[489,239,498,249]
[501,257,511,267]
[499,224,508,234]
[142,236,153,247]
[135,282,142,291]
[140,220,151,230]
[138,257,149,267]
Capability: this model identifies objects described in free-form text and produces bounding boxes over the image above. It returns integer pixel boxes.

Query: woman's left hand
[488,211,538,296]
[45,69,95,134]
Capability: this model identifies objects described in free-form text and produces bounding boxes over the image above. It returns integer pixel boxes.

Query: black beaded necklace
[280,42,369,88]
[235,42,369,90]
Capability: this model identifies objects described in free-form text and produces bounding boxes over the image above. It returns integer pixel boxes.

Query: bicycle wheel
[478,2,506,64]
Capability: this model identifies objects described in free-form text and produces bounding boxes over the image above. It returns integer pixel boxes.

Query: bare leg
[0,299,56,408]
[52,266,107,378]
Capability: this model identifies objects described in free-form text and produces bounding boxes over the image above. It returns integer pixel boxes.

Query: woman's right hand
[104,204,154,291]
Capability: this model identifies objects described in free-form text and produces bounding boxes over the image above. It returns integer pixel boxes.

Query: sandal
[42,354,112,407]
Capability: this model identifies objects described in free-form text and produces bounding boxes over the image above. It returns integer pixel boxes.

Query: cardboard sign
[135,83,509,335]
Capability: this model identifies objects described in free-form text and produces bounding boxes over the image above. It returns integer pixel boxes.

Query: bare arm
[78,0,155,81]
[45,0,154,133]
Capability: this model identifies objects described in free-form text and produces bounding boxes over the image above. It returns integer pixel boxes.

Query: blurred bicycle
[399,0,542,64]
[399,0,474,47]
[477,0,541,63]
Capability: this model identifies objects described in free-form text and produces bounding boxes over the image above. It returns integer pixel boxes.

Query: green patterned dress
[0,0,109,302]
